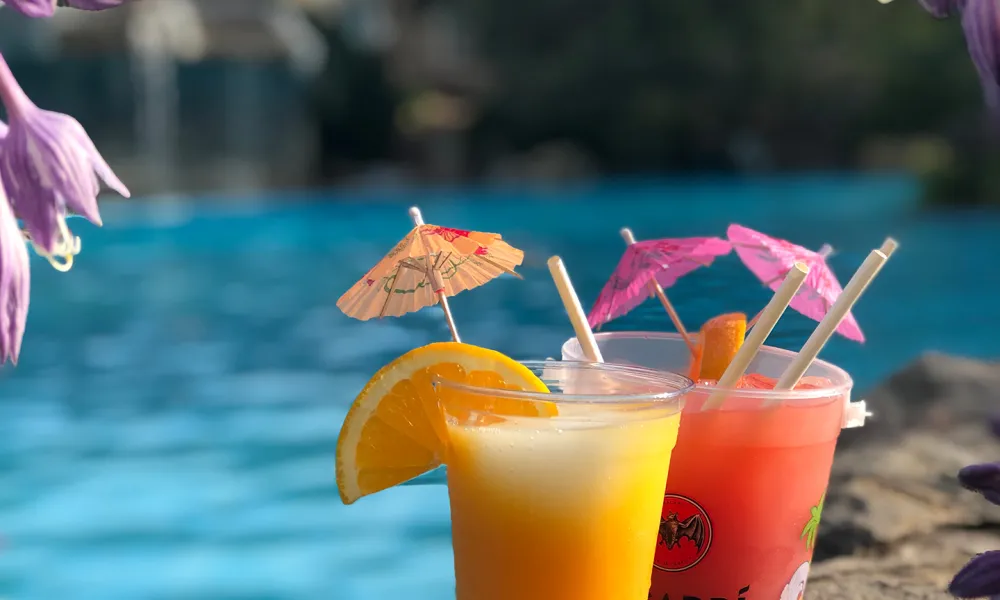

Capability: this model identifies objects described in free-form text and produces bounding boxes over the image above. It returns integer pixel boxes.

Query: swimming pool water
[0,176,996,599]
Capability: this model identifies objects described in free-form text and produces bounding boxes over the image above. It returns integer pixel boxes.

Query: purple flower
[2,0,126,16]
[0,52,129,271]
[1,0,56,18]
[55,0,127,10]
[919,0,966,18]
[958,462,1000,505]
[952,463,1000,599]
[948,324,1000,600]
[904,0,1000,107]
[960,0,1000,107]
[0,181,30,366]
[949,550,1000,598]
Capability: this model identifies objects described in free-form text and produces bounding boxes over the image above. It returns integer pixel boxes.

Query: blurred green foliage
[310,31,399,178]
[462,0,1000,203]
[314,0,1000,204]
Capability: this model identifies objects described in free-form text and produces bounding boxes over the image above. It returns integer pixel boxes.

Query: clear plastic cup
[435,360,692,600]
[561,332,861,600]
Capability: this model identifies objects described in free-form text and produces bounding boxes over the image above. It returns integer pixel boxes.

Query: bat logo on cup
[659,512,707,550]
[653,494,713,572]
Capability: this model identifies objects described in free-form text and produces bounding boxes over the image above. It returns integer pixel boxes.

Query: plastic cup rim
[432,359,693,407]
[561,331,854,402]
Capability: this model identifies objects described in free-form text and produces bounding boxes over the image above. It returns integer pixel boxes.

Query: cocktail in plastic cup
[562,332,862,600]
[435,360,693,600]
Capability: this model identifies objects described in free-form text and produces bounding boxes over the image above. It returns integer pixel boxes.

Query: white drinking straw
[547,256,604,363]
[701,262,810,411]
[772,247,891,395]
[880,237,898,258]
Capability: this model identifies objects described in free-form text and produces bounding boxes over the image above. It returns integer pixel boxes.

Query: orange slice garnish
[335,342,552,505]
[696,312,747,381]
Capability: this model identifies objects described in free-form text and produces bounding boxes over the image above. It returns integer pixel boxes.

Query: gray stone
[839,352,1000,449]
[809,530,999,599]
[810,352,1000,599]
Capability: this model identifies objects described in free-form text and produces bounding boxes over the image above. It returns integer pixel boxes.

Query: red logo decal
[427,226,471,242]
[653,494,712,572]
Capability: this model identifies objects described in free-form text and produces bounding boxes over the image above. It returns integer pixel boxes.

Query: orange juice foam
[446,411,682,600]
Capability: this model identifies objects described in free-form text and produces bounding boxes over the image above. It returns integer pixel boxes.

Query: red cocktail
[563,331,862,600]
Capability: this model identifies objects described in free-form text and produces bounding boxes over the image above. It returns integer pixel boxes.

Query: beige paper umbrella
[336,206,524,342]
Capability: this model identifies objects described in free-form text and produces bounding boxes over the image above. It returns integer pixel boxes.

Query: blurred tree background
[464,0,972,166]
[309,0,1000,204]
[10,0,991,203]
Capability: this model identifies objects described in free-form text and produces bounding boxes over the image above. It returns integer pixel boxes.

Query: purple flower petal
[950,550,1000,598]
[919,0,966,18]
[0,183,30,365]
[0,53,128,267]
[56,0,126,9]
[2,0,55,18]
[961,0,1000,107]
[958,462,1000,505]
[913,0,1000,109]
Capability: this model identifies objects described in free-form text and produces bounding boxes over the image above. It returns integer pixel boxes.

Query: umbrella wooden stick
[409,206,461,343]
[620,227,696,354]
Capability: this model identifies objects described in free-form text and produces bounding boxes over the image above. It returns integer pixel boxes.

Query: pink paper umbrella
[727,224,865,342]
[588,230,732,350]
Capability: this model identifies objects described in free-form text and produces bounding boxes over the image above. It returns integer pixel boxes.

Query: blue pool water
[0,175,997,599]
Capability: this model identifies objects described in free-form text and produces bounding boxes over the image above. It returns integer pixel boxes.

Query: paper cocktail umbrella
[588,228,731,353]
[336,206,524,342]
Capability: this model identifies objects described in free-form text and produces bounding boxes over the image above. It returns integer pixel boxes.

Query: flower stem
[0,52,34,120]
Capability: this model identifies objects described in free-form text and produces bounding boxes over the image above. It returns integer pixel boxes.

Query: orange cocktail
[438,361,690,600]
